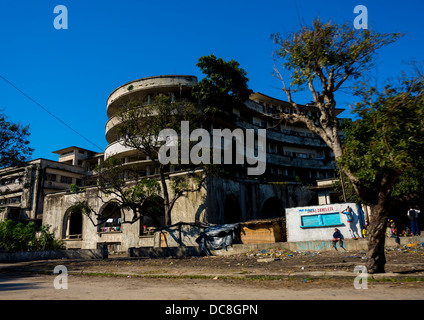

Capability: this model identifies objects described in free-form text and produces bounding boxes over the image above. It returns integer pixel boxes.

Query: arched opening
[224,193,242,224]
[140,196,165,235]
[97,202,122,233]
[63,205,83,239]
[260,197,285,219]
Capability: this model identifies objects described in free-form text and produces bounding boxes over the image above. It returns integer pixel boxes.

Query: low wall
[0,247,108,263]
[2,237,422,262]
[211,236,424,255]
[128,246,202,258]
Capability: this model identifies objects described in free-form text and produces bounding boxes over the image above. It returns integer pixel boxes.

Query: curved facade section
[105,75,198,155]
[105,114,121,144]
[107,75,198,118]
[104,140,138,159]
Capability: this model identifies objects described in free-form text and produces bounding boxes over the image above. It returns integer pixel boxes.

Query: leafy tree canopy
[193,54,253,114]
[272,19,402,95]
[0,220,63,252]
[338,69,424,204]
[272,19,402,156]
[271,17,407,273]
[0,112,33,168]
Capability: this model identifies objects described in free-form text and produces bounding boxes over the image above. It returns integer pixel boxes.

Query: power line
[0,74,103,151]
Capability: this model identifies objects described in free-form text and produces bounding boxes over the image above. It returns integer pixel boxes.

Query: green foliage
[338,69,424,203]
[0,112,33,168]
[332,172,363,204]
[271,17,410,273]
[0,220,64,252]
[94,156,126,193]
[272,19,402,94]
[79,156,163,225]
[121,178,161,212]
[69,183,78,193]
[193,54,253,114]
[69,201,92,216]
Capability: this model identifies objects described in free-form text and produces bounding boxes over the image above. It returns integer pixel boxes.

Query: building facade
[37,75,342,251]
[0,155,93,224]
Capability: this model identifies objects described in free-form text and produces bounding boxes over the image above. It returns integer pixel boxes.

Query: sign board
[286,203,364,242]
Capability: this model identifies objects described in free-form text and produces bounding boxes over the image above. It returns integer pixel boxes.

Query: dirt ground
[1,245,424,300]
[9,245,424,276]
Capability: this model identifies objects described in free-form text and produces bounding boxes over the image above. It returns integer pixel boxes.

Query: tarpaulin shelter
[196,223,240,255]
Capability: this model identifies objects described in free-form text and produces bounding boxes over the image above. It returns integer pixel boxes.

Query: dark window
[46,173,57,182]
[60,176,72,184]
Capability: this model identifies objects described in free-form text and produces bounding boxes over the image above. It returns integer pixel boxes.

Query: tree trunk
[159,168,171,226]
[366,199,390,273]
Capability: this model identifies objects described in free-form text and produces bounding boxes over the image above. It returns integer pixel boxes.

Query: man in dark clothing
[332,228,344,249]
[407,205,420,236]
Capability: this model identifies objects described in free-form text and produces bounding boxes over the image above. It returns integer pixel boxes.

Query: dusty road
[1,247,424,300]
[1,271,424,300]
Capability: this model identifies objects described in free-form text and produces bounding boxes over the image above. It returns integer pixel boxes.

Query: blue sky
[0,0,423,161]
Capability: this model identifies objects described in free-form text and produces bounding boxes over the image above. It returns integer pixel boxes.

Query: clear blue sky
[0,0,423,161]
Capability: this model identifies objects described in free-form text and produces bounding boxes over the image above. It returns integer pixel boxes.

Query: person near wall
[415,205,421,236]
[387,219,400,246]
[362,222,368,239]
[332,228,344,250]
[341,206,360,239]
[407,205,420,236]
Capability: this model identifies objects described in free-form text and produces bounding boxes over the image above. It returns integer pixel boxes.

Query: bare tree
[272,18,403,273]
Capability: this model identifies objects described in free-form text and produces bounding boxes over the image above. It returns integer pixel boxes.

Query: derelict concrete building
[40,75,341,251]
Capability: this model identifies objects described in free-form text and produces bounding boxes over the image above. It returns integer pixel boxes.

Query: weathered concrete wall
[0,159,88,223]
[107,75,198,115]
[169,176,207,224]
[42,174,318,251]
[0,247,107,263]
[43,174,208,251]
[211,236,424,255]
[128,246,202,258]
[204,177,315,224]
[43,188,141,251]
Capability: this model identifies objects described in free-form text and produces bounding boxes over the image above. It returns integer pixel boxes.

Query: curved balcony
[105,115,122,144]
[105,106,161,144]
[104,140,138,159]
[106,75,197,118]
[267,153,335,170]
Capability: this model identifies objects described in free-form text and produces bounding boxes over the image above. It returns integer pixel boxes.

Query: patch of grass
[369,277,424,283]
[243,275,286,281]
[79,272,216,280]
[67,270,424,284]
[81,272,130,278]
